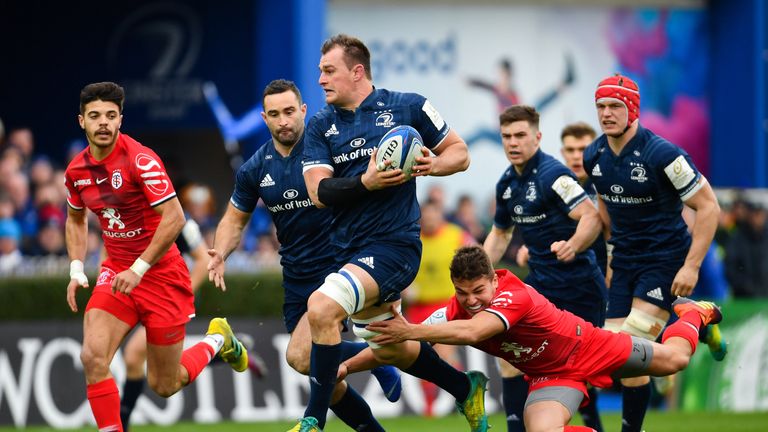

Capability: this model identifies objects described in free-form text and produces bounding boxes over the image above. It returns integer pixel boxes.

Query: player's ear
[78,115,84,129]
[491,274,499,291]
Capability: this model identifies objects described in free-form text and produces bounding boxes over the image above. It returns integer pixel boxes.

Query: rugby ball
[375,125,424,180]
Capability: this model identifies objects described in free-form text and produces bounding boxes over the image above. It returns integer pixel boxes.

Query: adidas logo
[592,164,602,176]
[646,287,664,301]
[358,256,375,269]
[324,123,339,137]
[502,187,512,200]
[260,174,275,187]
[506,414,522,422]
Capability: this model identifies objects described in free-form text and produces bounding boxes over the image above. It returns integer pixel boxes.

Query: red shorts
[86,255,194,343]
[526,331,632,406]
[406,301,451,324]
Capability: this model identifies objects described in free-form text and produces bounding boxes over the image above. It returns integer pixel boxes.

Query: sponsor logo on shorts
[357,256,375,269]
[646,287,664,301]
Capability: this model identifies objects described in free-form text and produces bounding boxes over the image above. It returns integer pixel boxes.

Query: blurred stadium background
[1,0,767,430]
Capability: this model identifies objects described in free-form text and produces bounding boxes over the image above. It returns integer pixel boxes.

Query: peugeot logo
[610,184,624,194]
[350,138,366,148]
[283,189,299,199]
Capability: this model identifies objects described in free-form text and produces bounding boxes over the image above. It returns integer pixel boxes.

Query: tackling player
[583,74,723,432]
[299,34,487,432]
[483,106,606,432]
[65,82,248,432]
[359,245,725,432]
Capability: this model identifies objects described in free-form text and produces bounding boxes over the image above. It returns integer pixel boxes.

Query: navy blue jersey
[582,178,608,275]
[493,150,603,295]
[583,125,703,261]
[303,88,450,250]
[231,135,335,279]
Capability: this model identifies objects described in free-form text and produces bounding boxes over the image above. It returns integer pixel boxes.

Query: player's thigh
[605,261,637,319]
[82,308,133,369]
[497,357,523,378]
[631,257,685,312]
[348,237,422,310]
[523,399,572,432]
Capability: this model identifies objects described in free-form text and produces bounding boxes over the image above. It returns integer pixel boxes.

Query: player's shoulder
[583,136,606,162]
[370,88,426,109]
[638,126,684,161]
[536,151,571,178]
[306,105,337,131]
[65,147,89,173]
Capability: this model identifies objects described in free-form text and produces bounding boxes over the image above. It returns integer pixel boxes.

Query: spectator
[725,201,768,297]
[0,217,22,273]
[6,127,34,169]
[451,194,486,242]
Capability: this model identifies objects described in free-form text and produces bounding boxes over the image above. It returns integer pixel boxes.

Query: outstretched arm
[207,203,252,291]
[367,306,505,346]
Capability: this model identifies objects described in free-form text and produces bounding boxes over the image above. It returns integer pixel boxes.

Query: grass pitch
[2,411,767,431]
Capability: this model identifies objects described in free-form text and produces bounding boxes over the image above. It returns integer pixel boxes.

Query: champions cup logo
[135,153,170,196]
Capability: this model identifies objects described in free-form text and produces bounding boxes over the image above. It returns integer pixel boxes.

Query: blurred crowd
[0,120,766,298]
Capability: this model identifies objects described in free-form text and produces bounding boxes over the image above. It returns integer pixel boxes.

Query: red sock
[564,426,596,431]
[180,341,216,384]
[662,311,702,354]
[86,378,122,431]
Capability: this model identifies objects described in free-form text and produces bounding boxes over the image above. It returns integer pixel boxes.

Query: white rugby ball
[375,125,424,180]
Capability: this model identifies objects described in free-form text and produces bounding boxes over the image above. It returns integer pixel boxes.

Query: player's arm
[673,179,720,296]
[368,306,505,346]
[412,129,470,177]
[111,198,185,295]
[596,195,613,286]
[483,225,514,265]
[305,152,403,208]
[552,199,602,262]
[188,235,209,293]
[207,202,252,291]
[65,206,89,312]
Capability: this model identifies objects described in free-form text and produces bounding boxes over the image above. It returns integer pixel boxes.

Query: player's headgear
[595,73,640,126]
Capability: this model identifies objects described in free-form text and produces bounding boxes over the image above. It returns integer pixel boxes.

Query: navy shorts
[282,275,324,333]
[607,255,685,319]
[549,295,606,328]
[527,272,607,328]
[343,235,422,306]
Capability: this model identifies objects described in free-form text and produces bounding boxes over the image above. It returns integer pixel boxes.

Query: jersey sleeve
[546,168,588,213]
[178,219,203,252]
[410,96,451,150]
[658,146,703,201]
[302,116,334,174]
[64,171,84,210]
[485,286,534,330]
[230,159,261,213]
[132,148,177,207]
[493,176,514,230]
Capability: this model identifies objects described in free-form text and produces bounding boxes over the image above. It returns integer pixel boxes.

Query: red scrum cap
[595,74,640,124]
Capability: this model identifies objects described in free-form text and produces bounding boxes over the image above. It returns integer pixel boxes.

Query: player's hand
[671,263,699,297]
[362,148,406,191]
[367,305,412,345]
[112,269,141,296]
[516,245,530,267]
[207,249,227,292]
[411,147,434,177]
[66,277,89,313]
[336,362,349,382]
[551,240,577,262]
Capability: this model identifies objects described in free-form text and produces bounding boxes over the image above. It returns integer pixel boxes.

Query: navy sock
[621,382,651,432]
[579,387,603,432]
[305,342,342,428]
[340,340,368,361]
[502,376,527,432]
[330,386,385,432]
[120,378,145,431]
[403,341,470,401]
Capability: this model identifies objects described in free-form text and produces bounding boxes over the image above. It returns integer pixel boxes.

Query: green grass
[2,411,767,432]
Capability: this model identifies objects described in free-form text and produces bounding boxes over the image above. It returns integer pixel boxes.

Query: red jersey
[444,270,628,383]
[65,133,181,267]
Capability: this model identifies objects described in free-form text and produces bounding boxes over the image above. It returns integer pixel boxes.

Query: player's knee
[620,308,668,341]
[79,346,110,376]
[147,374,180,398]
[665,349,690,373]
[286,346,310,375]
[313,270,366,318]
